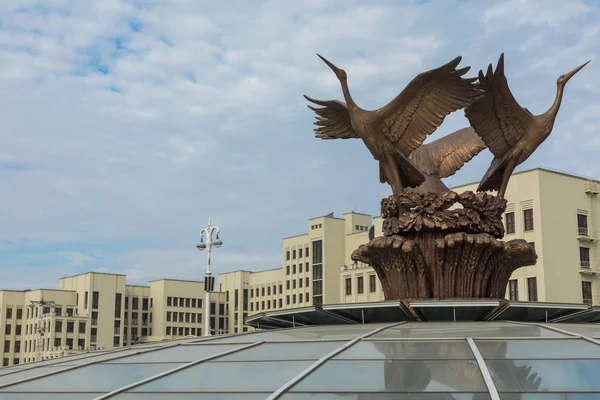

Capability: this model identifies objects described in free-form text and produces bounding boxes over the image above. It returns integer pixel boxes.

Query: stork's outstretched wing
[410,127,487,178]
[377,56,482,155]
[465,53,535,157]
[304,95,358,140]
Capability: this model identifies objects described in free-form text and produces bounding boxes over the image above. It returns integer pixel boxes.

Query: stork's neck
[544,82,566,124]
[340,79,358,109]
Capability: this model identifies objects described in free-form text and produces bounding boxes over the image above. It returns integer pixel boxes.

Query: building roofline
[342,211,373,217]
[451,166,600,189]
[59,271,127,280]
[282,233,308,240]
[125,284,150,288]
[219,267,283,277]
[148,278,204,284]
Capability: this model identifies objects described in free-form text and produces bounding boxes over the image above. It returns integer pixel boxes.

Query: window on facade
[523,209,534,231]
[279,284,283,293]
[286,296,290,305]
[16,308,22,319]
[132,297,139,310]
[527,277,538,302]
[369,275,377,293]
[142,298,149,310]
[92,291,99,309]
[293,265,296,274]
[293,280,297,289]
[299,248,303,258]
[312,240,323,264]
[279,299,283,308]
[54,338,61,347]
[299,279,303,288]
[505,212,515,234]
[67,321,74,333]
[115,294,122,318]
[313,264,323,280]
[580,247,591,268]
[55,321,63,333]
[286,265,290,275]
[345,278,352,296]
[84,291,89,309]
[286,281,290,290]
[299,263,303,273]
[313,280,323,296]
[286,250,290,260]
[293,249,296,259]
[357,276,364,294]
[306,247,309,257]
[509,279,519,301]
[79,322,86,334]
[167,297,172,306]
[582,281,593,306]
[191,298,197,308]
[4,341,10,353]
[234,289,239,311]
[578,213,589,236]
[15,325,21,336]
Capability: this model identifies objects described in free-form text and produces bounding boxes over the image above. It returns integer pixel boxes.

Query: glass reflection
[372,341,486,396]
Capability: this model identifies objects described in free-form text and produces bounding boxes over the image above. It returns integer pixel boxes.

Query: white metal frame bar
[265,321,407,400]
[534,322,600,346]
[93,341,263,399]
[0,341,184,389]
[467,337,500,400]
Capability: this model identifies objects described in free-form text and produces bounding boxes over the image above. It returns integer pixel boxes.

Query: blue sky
[1,0,599,289]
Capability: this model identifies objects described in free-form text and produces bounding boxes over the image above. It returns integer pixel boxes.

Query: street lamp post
[196,217,223,337]
[29,299,55,362]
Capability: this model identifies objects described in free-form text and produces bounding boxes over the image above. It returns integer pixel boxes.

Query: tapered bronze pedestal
[352,190,537,300]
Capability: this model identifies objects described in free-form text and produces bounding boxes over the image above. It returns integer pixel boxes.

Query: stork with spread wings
[304,54,482,195]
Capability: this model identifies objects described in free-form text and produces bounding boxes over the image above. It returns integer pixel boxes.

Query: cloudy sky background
[1,0,599,289]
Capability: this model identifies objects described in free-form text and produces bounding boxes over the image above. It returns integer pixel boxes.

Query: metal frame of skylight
[265,321,407,399]
[467,337,500,400]
[93,341,264,399]
[0,340,186,390]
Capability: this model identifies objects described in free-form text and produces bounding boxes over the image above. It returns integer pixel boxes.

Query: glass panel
[282,395,490,400]
[487,359,600,392]
[218,341,345,361]
[372,322,565,339]
[106,344,244,363]
[0,364,184,392]
[500,395,600,400]
[129,361,312,392]
[115,394,271,399]
[547,323,600,338]
[292,360,487,392]
[0,366,73,386]
[336,340,473,360]
[476,339,600,359]
[0,394,101,399]
[210,324,391,342]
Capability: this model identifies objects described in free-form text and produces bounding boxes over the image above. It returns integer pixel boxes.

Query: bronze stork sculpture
[303,50,587,301]
[409,127,486,195]
[304,54,481,195]
[466,53,590,198]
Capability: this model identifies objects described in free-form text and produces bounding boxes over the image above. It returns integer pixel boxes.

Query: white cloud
[1,0,599,288]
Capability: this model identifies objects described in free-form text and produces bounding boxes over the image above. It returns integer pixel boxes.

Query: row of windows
[166,297,202,308]
[504,209,534,234]
[251,284,283,298]
[355,225,369,231]
[250,292,312,311]
[508,277,538,301]
[286,263,310,275]
[345,275,378,296]
[310,224,322,230]
[286,246,310,261]
[166,311,202,323]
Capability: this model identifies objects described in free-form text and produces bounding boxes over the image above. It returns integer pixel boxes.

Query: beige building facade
[0,272,227,368]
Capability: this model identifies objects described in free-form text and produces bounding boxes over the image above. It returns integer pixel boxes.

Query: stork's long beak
[564,60,590,82]
[317,53,341,74]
